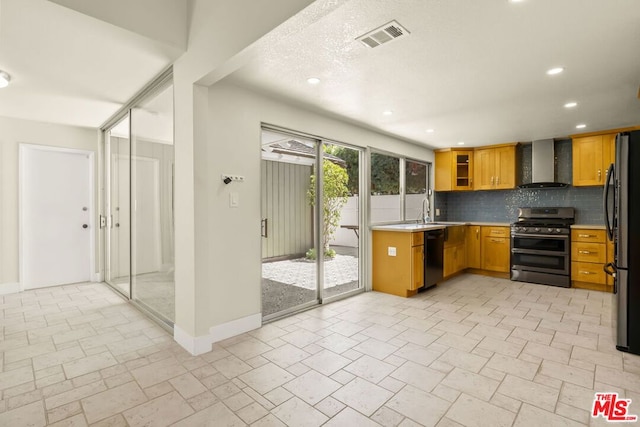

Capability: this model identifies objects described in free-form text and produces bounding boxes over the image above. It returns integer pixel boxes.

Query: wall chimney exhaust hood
[518,139,569,189]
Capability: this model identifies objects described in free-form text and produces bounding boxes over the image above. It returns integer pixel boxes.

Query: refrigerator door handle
[603,163,615,241]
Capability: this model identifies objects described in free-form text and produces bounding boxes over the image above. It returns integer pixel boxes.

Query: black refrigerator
[603,130,640,355]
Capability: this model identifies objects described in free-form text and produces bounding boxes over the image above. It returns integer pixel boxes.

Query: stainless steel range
[510,207,575,287]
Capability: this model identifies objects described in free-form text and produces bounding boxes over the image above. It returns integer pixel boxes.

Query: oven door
[511,233,569,275]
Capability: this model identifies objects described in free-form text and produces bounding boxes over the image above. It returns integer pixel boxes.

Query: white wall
[172,0,327,341]
[193,80,434,335]
[0,116,98,292]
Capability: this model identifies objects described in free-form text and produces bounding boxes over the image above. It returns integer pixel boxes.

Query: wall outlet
[435,208,440,217]
[388,247,396,256]
[221,174,245,183]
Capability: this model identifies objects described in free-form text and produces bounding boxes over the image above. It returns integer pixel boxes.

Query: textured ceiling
[226,0,640,148]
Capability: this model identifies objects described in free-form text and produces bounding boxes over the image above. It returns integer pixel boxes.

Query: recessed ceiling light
[457,142,465,145]
[576,124,586,129]
[382,110,393,116]
[509,0,525,3]
[306,77,320,85]
[564,102,578,108]
[426,129,434,133]
[0,70,11,88]
[547,67,564,75]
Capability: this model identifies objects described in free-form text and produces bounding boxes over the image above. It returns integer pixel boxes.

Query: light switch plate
[436,208,440,217]
[229,192,239,208]
[388,247,396,256]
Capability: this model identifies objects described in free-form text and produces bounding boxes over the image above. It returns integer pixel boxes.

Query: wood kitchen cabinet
[474,144,517,190]
[466,225,482,269]
[571,228,612,292]
[435,149,474,191]
[572,133,615,187]
[372,230,424,297]
[444,226,466,277]
[481,226,510,272]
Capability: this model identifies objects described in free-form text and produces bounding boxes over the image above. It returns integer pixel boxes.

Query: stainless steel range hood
[518,139,569,189]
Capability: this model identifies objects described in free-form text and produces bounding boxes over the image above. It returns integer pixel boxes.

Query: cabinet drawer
[571,229,605,243]
[412,231,424,246]
[572,261,606,284]
[572,242,606,263]
[482,226,509,238]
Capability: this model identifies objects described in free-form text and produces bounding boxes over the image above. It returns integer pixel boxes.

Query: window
[370,152,431,224]
[405,159,429,222]
[370,152,401,222]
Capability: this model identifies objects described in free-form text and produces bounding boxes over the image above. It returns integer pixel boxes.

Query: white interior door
[20,145,94,289]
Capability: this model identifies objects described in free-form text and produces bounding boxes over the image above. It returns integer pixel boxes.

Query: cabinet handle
[579,271,595,275]
[490,238,503,243]
[578,234,596,238]
[490,176,494,185]
[476,228,479,240]
[598,169,601,181]
[578,250,592,254]
[496,176,500,185]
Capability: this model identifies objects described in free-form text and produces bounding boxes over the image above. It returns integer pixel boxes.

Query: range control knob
[556,228,562,233]
[547,228,554,233]
[534,227,540,232]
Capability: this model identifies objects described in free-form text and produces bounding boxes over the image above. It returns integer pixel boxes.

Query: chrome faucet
[422,196,431,223]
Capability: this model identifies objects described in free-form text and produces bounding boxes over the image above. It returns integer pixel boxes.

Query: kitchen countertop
[371,221,510,232]
[571,224,606,230]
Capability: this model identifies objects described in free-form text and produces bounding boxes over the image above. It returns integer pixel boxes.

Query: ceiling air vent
[357,20,409,48]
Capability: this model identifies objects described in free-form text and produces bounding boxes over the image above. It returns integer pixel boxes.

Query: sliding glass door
[261,132,318,318]
[322,143,362,300]
[260,129,363,320]
[105,116,131,298]
[103,79,175,326]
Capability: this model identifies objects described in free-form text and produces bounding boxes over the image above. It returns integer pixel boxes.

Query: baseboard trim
[92,272,103,282]
[173,325,213,356]
[174,313,263,356]
[0,282,21,295]
[209,313,262,344]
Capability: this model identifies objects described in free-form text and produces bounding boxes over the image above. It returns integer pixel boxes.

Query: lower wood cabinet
[481,226,510,273]
[466,225,482,269]
[571,228,613,292]
[372,230,424,297]
[444,226,466,277]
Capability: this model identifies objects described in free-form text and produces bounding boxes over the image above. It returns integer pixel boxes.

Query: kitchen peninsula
[371,222,510,297]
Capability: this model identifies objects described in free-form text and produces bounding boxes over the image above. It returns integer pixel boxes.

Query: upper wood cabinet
[434,149,474,191]
[572,134,615,186]
[474,144,517,190]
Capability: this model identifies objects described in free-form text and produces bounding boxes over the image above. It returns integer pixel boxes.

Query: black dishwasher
[424,229,444,288]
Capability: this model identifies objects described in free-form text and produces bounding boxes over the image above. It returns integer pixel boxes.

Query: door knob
[82,224,88,229]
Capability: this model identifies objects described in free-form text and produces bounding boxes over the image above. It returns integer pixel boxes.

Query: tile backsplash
[434,139,605,224]
[435,186,603,224]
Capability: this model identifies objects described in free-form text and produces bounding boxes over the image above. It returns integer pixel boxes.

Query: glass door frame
[100,67,174,331]
[260,125,365,322]
[319,140,365,305]
[260,130,321,322]
[103,114,131,299]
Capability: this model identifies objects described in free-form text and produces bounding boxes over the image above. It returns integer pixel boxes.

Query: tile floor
[1,274,639,426]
